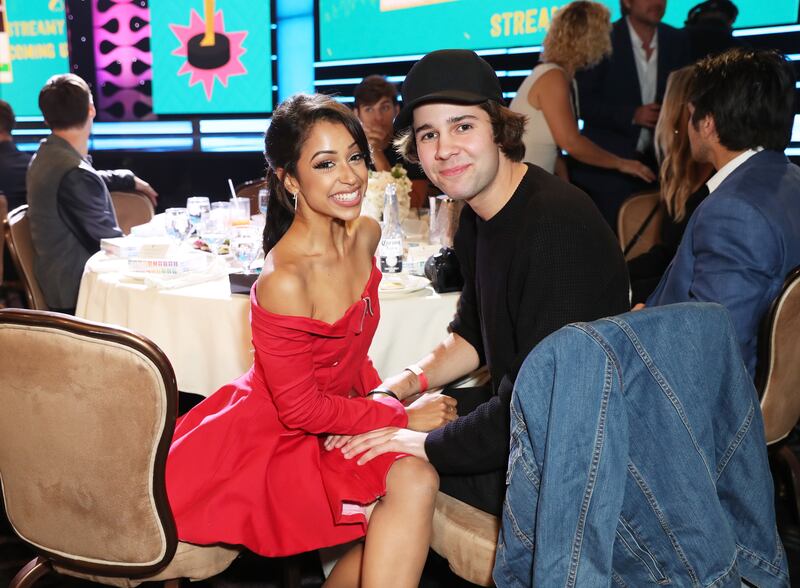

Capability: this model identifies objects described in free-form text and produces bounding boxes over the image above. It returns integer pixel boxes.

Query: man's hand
[633,103,661,128]
[363,124,391,152]
[342,427,429,465]
[633,303,646,311]
[324,434,351,451]
[134,176,158,206]
[405,392,457,432]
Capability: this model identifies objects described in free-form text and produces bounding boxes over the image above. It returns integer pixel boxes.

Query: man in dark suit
[647,49,800,379]
[0,100,32,212]
[573,0,691,228]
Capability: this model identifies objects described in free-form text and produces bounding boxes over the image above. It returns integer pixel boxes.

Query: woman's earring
[293,192,299,211]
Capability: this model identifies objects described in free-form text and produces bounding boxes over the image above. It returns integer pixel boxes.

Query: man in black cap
[339,50,629,518]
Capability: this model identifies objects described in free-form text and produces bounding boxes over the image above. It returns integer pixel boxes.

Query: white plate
[379,274,431,298]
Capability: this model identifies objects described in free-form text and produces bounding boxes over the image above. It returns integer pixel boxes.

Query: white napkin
[130,213,168,237]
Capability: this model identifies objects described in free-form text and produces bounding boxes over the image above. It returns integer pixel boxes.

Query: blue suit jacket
[575,18,691,159]
[648,150,800,377]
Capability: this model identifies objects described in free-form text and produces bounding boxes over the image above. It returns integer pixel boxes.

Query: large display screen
[0,0,69,117]
[150,0,272,115]
[318,0,800,62]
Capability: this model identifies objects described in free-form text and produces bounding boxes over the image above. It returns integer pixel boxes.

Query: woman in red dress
[165,94,457,587]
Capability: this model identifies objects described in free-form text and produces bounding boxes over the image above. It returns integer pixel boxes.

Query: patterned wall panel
[93,0,152,120]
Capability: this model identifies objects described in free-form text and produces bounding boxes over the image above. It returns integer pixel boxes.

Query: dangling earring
[293,192,299,211]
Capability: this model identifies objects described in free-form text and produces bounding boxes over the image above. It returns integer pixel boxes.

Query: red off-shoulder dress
[165,263,407,556]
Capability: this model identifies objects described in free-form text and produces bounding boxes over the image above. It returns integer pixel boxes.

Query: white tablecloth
[76,252,459,396]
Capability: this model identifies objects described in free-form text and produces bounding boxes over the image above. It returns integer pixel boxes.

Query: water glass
[229,197,251,226]
[165,207,192,242]
[231,227,262,274]
[200,209,228,254]
[186,196,210,232]
[258,188,268,216]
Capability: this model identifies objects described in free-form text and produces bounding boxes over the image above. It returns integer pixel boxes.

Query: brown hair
[394,100,527,164]
[654,66,711,221]
[542,1,612,73]
[353,75,398,109]
[0,99,14,134]
[263,93,372,253]
[38,74,92,130]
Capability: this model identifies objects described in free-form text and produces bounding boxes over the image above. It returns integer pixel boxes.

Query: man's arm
[381,331,480,400]
[97,169,158,205]
[687,196,781,370]
[57,168,123,252]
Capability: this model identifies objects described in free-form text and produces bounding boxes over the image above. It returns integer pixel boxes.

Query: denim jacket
[494,303,788,587]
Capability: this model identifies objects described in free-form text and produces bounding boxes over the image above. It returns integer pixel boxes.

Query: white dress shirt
[706,148,763,194]
[627,17,658,153]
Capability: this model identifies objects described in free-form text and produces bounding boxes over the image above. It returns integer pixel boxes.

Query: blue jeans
[494,303,789,587]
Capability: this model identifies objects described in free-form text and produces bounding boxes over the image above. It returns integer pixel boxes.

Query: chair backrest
[110,191,155,235]
[234,177,267,216]
[757,265,800,445]
[3,205,48,310]
[617,191,664,260]
[0,308,179,578]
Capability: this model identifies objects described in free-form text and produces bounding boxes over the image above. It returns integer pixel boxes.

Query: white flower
[363,164,413,222]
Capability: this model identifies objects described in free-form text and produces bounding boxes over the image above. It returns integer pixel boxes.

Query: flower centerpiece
[362,164,413,222]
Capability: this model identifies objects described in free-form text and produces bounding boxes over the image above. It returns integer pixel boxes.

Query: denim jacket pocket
[615,517,670,585]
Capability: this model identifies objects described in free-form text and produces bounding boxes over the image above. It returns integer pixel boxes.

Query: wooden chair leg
[9,557,50,588]
[163,579,181,588]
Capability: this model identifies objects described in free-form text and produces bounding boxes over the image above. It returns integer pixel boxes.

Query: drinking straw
[228,178,237,200]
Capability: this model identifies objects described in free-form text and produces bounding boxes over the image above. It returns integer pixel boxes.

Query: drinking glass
[186,196,211,233]
[258,188,268,216]
[165,207,192,242]
[229,197,251,227]
[231,227,262,274]
[200,209,228,255]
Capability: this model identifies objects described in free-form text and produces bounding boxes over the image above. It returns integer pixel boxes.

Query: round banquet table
[75,252,459,397]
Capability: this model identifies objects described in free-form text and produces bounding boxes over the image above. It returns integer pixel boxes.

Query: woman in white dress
[510,1,654,182]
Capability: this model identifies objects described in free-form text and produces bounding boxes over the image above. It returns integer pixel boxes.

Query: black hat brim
[394,89,494,133]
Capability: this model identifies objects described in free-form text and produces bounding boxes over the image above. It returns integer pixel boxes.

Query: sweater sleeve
[426,220,630,474]
[255,323,407,435]
[97,168,136,192]
[447,209,486,364]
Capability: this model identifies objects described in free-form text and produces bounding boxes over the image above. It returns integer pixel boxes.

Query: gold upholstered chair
[0,308,239,587]
[110,190,155,235]
[756,266,800,522]
[3,205,47,310]
[617,190,663,260]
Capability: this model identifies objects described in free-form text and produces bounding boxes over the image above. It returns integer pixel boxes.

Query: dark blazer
[648,150,800,378]
[576,18,691,159]
[0,140,32,211]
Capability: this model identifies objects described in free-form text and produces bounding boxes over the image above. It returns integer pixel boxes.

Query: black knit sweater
[425,164,630,477]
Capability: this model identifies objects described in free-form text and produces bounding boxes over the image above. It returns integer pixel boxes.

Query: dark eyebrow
[413,114,478,135]
[310,141,359,159]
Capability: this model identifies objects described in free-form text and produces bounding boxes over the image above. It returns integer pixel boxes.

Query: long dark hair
[263,93,372,253]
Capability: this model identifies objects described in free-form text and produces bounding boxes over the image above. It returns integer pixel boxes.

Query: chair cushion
[53,542,240,587]
[431,492,499,587]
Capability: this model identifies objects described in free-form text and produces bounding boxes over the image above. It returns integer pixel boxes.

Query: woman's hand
[404,392,457,432]
[618,159,656,183]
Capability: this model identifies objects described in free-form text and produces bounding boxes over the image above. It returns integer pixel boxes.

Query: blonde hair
[654,66,710,222]
[542,1,612,73]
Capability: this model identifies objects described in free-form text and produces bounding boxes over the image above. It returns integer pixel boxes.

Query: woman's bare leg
[323,543,363,588]
[361,457,439,588]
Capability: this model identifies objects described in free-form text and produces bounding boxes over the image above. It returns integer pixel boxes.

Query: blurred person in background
[26,74,157,313]
[627,65,713,303]
[685,0,740,62]
[0,99,31,211]
[511,1,653,184]
[353,74,400,172]
[573,0,691,229]
[647,48,800,378]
